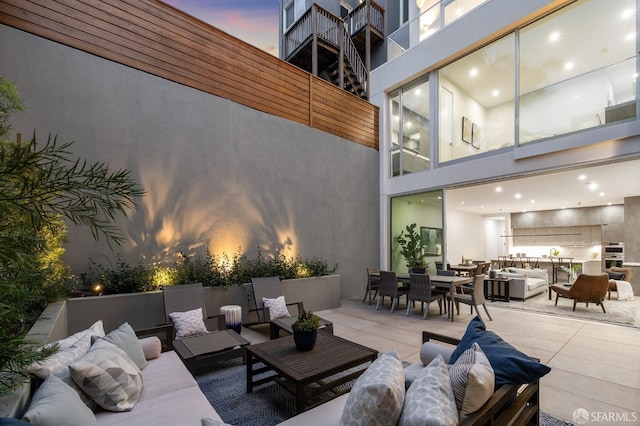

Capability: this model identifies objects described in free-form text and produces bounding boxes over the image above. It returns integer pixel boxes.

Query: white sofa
[496,267,548,300]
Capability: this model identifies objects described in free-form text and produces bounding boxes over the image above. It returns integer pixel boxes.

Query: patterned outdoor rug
[196,361,573,425]
[491,293,640,326]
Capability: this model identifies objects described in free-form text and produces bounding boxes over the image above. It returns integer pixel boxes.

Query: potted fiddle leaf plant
[292,310,321,351]
[395,223,426,272]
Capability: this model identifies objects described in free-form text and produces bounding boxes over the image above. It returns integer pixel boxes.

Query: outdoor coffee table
[246,333,378,413]
[269,316,334,339]
[173,329,251,374]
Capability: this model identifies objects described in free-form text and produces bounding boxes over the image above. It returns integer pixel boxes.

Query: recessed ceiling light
[599,192,605,196]
[469,68,478,77]
[622,9,633,19]
[492,90,500,97]
[406,121,412,127]
[549,31,560,42]
[515,193,522,199]
[393,115,399,121]
[588,183,598,191]
[578,174,587,180]
[626,32,636,41]
[522,209,527,213]
[495,187,502,192]
[530,200,535,203]
[461,201,465,204]
[608,202,612,206]
[564,62,574,71]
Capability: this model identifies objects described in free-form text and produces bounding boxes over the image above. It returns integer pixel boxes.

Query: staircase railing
[341,24,367,95]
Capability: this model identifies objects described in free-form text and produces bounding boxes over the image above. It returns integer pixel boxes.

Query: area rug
[491,293,639,326]
[196,362,572,425]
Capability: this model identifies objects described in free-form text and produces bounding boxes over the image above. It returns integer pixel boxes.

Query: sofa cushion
[398,355,458,426]
[339,349,405,426]
[450,317,551,386]
[419,341,454,365]
[526,278,547,292]
[138,350,199,402]
[140,336,162,360]
[69,340,142,412]
[95,322,148,370]
[21,375,97,426]
[449,342,494,416]
[169,308,209,338]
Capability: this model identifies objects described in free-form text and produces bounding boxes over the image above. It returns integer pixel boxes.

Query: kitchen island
[493,257,602,280]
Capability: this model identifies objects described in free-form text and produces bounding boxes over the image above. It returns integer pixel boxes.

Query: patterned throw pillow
[449,342,495,416]
[96,322,148,369]
[398,355,459,426]
[28,333,97,410]
[169,308,209,338]
[44,320,105,351]
[69,339,143,412]
[262,296,291,320]
[339,349,405,426]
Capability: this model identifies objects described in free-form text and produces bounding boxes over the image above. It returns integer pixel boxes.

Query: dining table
[448,264,478,276]
[394,273,473,322]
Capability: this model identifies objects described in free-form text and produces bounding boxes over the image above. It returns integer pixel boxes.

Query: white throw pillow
[169,308,209,338]
[398,355,459,426]
[339,349,405,426]
[69,339,142,412]
[449,342,495,416]
[44,320,105,351]
[262,295,291,319]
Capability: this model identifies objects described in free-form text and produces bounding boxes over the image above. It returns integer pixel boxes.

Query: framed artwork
[461,116,472,143]
[420,227,443,256]
[471,123,480,149]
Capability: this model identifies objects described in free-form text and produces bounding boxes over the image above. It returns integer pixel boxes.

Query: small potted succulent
[292,310,321,351]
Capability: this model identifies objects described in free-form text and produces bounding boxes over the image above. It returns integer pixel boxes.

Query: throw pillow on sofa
[22,375,97,426]
[450,316,551,386]
[69,339,142,412]
[93,322,147,369]
[398,355,458,426]
[339,349,405,426]
[43,320,105,351]
[449,342,494,417]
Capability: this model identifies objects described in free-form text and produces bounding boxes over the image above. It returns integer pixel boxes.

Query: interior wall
[445,209,486,264]
[0,25,380,299]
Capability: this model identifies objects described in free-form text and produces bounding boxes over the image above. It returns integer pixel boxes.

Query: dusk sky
[163,0,280,56]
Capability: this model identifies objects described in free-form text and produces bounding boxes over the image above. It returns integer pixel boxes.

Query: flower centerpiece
[292,310,321,351]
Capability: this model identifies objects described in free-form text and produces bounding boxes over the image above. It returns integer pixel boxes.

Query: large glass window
[391,190,444,273]
[519,0,637,143]
[390,76,430,176]
[438,34,516,162]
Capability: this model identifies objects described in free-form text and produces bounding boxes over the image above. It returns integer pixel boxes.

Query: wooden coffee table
[246,333,377,413]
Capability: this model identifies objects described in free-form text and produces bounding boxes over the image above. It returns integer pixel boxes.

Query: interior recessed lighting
[549,31,560,42]
[599,192,605,196]
[522,209,527,213]
[578,174,587,180]
[608,202,612,206]
[561,206,566,209]
[461,201,465,205]
[530,200,535,204]
[469,68,478,77]
[415,89,422,95]
[634,73,639,82]
[406,121,412,127]
[495,187,502,192]
[393,115,399,121]
[564,61,574,71]
[492,90,500,97]
[574,95,581,100]
[622,9,633,19]
[588,183,598,191]
[515,193,522,199]
[626,32,636,41]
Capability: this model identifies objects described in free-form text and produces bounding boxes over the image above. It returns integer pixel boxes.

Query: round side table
[219,305,242,334]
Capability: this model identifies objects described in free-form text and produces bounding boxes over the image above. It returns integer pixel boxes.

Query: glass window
[390,190,444,273]
[389,76,430,177]
[284,2,294,29]
[438,34,515,162]
[518,0,637,144]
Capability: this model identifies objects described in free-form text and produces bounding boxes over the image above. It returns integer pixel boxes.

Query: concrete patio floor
[241,297,640,424]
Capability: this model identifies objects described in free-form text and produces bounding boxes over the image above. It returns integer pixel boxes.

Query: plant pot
[293,329,317,351]
[409,267,426,274]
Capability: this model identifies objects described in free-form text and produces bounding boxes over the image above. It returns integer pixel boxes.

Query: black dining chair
[406,274,443,319]
[376,271,409,314]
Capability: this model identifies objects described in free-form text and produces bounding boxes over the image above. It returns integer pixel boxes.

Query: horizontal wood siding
[0,0,378,149]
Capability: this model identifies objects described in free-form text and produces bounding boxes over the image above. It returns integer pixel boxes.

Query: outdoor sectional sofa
[3,322,224,426]
[279,316,549,426]
[496,267,549,300]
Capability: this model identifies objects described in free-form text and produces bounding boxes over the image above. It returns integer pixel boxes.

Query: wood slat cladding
[0,0,378,149]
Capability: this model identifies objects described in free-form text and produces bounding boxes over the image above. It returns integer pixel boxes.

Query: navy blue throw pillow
[0,418,30,426]
[607,271,625,280]
[450,316,551,386]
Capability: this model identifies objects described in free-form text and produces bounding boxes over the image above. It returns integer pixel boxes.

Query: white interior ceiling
[445,158,640,214]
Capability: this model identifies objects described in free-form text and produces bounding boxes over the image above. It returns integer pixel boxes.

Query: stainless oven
[604,243,624,268]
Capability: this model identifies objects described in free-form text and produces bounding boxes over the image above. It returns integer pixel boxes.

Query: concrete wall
[0,25,379,299]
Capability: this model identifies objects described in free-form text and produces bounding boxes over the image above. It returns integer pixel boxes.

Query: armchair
[550,273,609,313]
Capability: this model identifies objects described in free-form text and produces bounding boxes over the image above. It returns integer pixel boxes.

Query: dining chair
[452,274,492,323]
[362,267,380,305]
[376,271,409,314]
[406,274,443,319]
[433,270,454,313]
